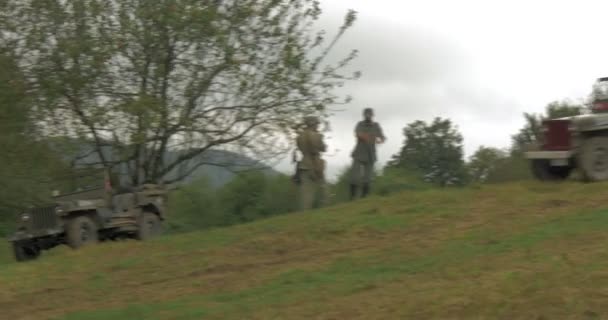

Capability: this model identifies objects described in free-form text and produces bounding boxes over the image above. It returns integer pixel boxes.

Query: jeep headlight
[20,213,31,222]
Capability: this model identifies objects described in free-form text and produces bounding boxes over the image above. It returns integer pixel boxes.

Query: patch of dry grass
[2,181,608,319]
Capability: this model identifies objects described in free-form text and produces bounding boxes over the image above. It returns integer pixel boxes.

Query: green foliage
[218,172,270,224]
[0,53,27,130]
[255,175,299,218]
[217,172,298,224]
[329,166,355,204]
[329,165,431,203]
[1,0,359,185]
[483,155,533,184]
[545,100,585,118]
[388,117,468,187]
[467,146,509,183]
[373,166,432,196]
[0,53,70,233]
[167,179,224,233]
[168,172,298,233]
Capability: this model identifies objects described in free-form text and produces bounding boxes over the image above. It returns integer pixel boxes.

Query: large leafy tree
[0,52,67,225]
[0,0,358,185]
[388,117,467,187]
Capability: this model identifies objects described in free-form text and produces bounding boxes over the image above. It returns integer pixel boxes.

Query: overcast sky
[276,0,608,181]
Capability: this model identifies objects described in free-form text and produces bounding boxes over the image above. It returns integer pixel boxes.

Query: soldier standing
[295,116,328,211]
[350,108,385,199]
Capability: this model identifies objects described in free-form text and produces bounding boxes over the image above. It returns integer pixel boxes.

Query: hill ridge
[2,182,608,319]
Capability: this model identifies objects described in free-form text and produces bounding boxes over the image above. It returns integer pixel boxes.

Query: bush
[168,172,299,233]
[256,174,299,217]
[328,165,432,203]
[167,178,224,233]
[329,166,355,204]
[484,155,533,183]
[373,166,432,196]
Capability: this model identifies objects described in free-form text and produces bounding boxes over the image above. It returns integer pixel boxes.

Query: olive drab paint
[8,168,168,262]
[295,116,328,211]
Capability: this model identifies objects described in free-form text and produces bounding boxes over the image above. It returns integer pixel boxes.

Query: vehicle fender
[139,202,166,220]
[63,209,103,228]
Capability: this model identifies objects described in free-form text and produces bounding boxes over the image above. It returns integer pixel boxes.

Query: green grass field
[2,182,608,319]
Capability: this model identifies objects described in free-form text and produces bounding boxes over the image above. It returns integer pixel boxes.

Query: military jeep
[8,172,168,262]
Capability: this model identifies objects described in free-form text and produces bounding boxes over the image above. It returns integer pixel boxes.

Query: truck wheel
[580,136,608,181]
[531,159,572,181]
[12,242,40,262]
[66,216,99,249]
[136,212,162,241]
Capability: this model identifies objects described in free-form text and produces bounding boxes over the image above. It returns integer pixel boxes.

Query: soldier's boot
[350,184,358,200]
[361,183,370,198]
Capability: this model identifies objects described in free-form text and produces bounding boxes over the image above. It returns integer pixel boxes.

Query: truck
[8,170,168,262]
[525,77,608,182]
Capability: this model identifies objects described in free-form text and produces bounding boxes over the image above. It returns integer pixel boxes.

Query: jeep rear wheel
[136,212,162,240]
[12,242,40,262]
[66,216,99,249]
[580,136,608,181]
[530,159,572,181]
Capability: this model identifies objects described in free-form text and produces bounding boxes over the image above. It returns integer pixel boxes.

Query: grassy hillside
[2,182,608,319]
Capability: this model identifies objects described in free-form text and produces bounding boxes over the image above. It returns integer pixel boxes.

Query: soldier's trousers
[350,159,374,186]
[299,170,327,211]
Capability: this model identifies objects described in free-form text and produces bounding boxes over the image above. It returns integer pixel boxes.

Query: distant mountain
[49,139,280,189]
[163,149,280,189]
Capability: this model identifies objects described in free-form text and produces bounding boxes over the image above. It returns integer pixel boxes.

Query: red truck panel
[594,101,608,112]
[543,119,571,151]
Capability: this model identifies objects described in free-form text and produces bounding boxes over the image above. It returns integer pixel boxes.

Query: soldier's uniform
[296,116,327,211]
[350,113,385,198]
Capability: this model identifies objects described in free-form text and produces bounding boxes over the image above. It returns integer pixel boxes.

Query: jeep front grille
[29,206,58,230]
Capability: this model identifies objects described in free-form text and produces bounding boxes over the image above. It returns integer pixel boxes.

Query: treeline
[0,92,586,237]
[165,100,588,234]
[386,100,586,187]
[0,57,587,237]
[166,168,431,233]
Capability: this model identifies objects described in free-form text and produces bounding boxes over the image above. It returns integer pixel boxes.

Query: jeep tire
[66,216,99,249]
[136,212,162,240]
[12,242,40,262]
[530,159,572,181]
[580,136,608,182]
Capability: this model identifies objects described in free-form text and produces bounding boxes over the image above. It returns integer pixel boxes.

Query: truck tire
[66,216,99,249]
[580,136,608,181]
[531,159,572,181]
[136,212,162,241]
[12,242,40,262]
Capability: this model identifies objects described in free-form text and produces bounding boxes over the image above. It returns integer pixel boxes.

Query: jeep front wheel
[580,136,608,181]
[12,242,40,262]
[66,216,99,249]
[530,159,572,181]
[136,212,162,240]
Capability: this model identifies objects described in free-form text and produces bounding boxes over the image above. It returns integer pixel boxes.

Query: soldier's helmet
[303,115,320,127]
[363,108,374,115]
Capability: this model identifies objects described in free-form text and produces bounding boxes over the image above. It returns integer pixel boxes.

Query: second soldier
[350,108,385,199]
